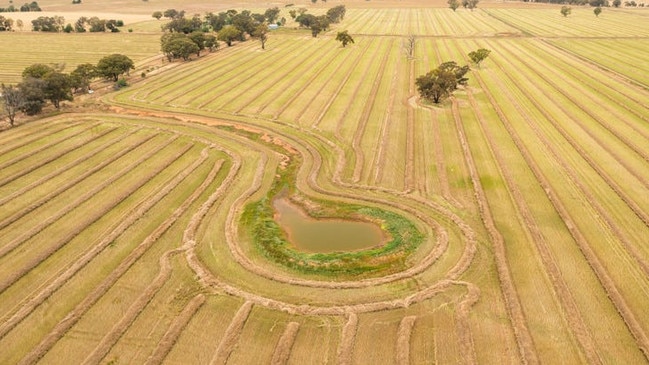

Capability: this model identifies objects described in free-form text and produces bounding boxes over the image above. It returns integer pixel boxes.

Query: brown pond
[272,198,386,253]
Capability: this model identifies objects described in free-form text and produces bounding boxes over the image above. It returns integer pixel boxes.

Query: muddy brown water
[272,198,386,253]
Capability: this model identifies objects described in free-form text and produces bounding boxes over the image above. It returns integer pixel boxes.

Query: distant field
[2,1,649,364]
[0,32,161,84]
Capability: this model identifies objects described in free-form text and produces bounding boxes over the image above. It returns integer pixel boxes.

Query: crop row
[457,35,649,363]
[0,117,232,364]
[341,8,516,36]
[483,8,649,37]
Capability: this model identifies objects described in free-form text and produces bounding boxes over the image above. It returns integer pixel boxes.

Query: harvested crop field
[1,0,649,364]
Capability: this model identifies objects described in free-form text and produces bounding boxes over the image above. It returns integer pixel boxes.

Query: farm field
[1,0,649,364]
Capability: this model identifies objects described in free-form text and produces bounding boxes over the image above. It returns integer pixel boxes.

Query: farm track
[13,155,223,364]
[478,54,649,361]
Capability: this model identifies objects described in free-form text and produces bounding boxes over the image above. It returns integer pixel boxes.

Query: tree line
[291,5,346,37]
[158,5,346,62]
[0,1,41,13]
[1,54,134,126]
[32,16,125,33]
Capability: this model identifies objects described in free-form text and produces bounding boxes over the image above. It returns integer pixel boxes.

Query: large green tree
[416,61,469,104]
[96,54,134,82]
[162,34,200,61]
[22,63,55,79]
[42,72,73,109]
[217,25,242,46]
[70,63,97,93]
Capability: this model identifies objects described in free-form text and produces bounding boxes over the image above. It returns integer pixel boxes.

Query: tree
[75,16,87,32]
[594,6,602,16]
[42,72,73,108]
[96,54,134,82]
[310,15,330,38]
[16,19,24,31]
[161,34,200,61]
[88,16,106,32]
[0,16,14,31]
[217,25,241,46]
[264,7,280,23]
[335,30,354,47]
[416,61,470,104]
[31,16,64,32]
[1,84,24,126]
[403,34,416,59]
[612,0,621,7]
[231,10,255,39]
[187,31,206,55]
[468,48,491,67]
[465,0,480,10]
[448,0,461,11]
[205,12,228,32]
[252,23,269,49]
[326,5,346,23]
[152,11,163,20]
[18,77,46,115]
[163,9,183,19]
[561,6,572,17]
[22,63,55,79]
[70,63,96,93]
[204,34,218,52]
